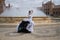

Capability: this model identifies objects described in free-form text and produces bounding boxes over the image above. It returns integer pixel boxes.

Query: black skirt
[17,21,31,33]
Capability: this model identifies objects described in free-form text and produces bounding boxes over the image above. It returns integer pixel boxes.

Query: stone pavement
[0,24,60,40]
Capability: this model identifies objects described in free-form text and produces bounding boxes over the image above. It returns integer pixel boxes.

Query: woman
[16,10,34,33]
[26,10,34,33]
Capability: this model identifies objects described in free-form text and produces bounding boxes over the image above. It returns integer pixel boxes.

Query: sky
[5,0,60,7]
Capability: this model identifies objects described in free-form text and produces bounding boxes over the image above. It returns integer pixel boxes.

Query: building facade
[0,0,5,14]
[42,0,60,17]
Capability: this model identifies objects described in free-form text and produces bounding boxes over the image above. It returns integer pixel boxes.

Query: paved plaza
[0,24,60,40]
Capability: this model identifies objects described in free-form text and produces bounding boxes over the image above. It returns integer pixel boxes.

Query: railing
[0,17,60,24]
[51,18,60,23]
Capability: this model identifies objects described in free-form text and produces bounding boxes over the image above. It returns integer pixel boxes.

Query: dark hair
[29,11,31,13]
[29,10,33,13]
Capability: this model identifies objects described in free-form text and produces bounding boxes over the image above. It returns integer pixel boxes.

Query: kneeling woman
[16,10,34,33]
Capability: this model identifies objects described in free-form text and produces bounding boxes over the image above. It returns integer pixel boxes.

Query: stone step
[0,22,60,28]
[0,25,60,37]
